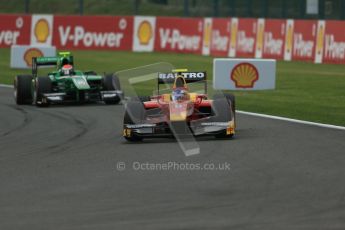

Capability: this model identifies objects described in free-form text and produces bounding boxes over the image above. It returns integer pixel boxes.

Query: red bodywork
[143,93,213,124]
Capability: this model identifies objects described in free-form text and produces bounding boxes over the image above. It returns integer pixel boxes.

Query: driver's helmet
[172,88,188,102]
[61,64,74,76]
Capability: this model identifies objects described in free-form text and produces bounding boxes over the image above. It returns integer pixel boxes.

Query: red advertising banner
[52,15,133,50]
[210,18,231,57]
[234,18,257,58]
[154,17,203,54]
[0,14,31,48]
[322,20,345,64]
[4,13,345,65]
[262,19,286,59]
[292,20,317,62]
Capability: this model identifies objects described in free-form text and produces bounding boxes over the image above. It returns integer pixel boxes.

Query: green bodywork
[33,52,106,102]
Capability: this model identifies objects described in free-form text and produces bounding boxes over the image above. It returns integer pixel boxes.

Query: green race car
[14,52,123,106]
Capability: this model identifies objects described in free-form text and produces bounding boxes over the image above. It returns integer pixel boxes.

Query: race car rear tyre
[83,71,97,76]
[123,100,146,142]
[129,96,151,102]
[212,94,233,139]
[14,75,33,105]
[34,77,52,107]
[139,96,151,102]
[103,73,121,104]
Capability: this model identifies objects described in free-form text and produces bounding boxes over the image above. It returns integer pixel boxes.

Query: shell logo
[230,63,259,88]
[34,18,50,43]
[203,21,211,48]
[137,20,152,45]
[23,48,44,67]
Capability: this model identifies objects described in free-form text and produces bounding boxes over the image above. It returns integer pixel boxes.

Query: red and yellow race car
[123,69,235,142]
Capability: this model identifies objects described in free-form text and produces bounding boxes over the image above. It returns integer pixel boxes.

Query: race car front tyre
[14,75,33,105]
[103,73,121,104]
[214,93,236,120]
[34,77,52,107]
[123,100,146,142]
[212,95,234,139]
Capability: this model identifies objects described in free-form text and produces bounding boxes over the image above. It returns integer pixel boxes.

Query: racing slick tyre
[214,93,236,120]
[123,100,146,142]
[129,96,151,102]
[103,73,121,105]
[138,96,151,102]
[14,75,33,105]
[224,93,236,129]
[212,94,234,139]
[33,77,52,107]
[224,93,235,117]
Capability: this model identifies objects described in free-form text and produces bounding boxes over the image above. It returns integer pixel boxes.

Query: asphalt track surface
[1,86,345,230]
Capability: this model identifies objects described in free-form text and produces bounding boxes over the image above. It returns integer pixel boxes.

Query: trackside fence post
[79,0,83,15]
[25,0,30,13]
[184,0,189,17]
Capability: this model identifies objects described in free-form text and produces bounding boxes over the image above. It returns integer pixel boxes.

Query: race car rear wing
[157,70,207,94]
[32,52,74,78]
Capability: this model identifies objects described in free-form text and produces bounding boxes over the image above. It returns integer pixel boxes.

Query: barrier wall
[1,13,345,64]
[53,15,133,50]
[0,14,31,47]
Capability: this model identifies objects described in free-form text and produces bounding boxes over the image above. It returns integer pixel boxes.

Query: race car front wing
[123,120,235,138]
[42,90,123,103]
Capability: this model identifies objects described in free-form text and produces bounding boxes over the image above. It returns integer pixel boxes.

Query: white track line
[1,84,343,130]
[237,110,345,131]
[0,84,13,88]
